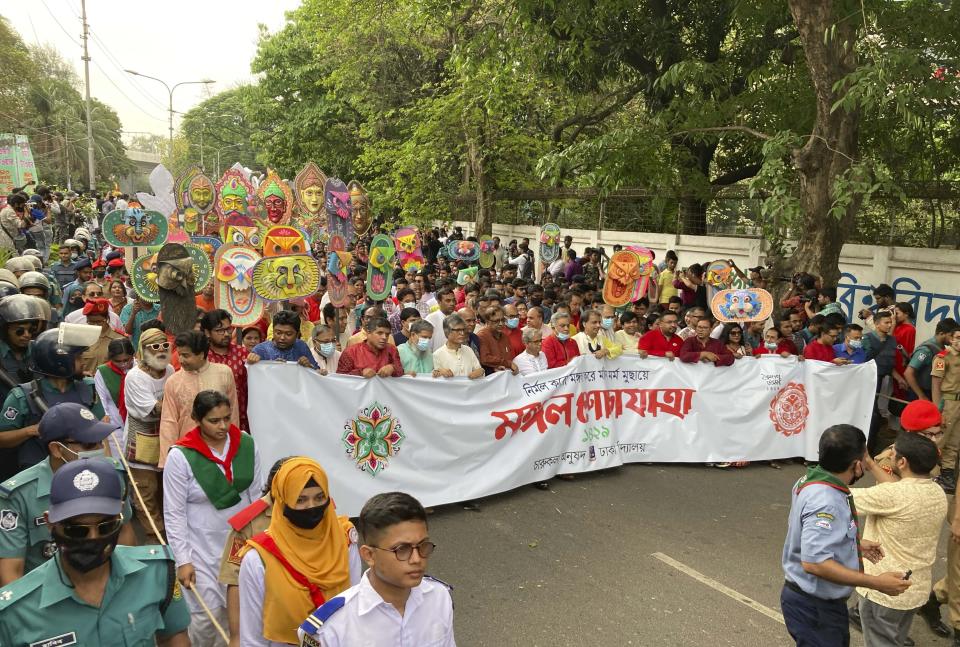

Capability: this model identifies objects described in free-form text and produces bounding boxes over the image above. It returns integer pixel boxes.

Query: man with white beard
[121,326,175,543]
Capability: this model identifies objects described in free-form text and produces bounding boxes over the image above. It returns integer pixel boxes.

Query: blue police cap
[39,402,118,445]
[48,457,122,523]
[73,257,92,270]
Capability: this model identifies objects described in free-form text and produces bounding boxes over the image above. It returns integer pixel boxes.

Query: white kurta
[122,365,173,470]
[238,542,362,647]
[163,434,263,616]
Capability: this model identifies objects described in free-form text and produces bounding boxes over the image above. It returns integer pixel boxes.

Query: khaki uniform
[932,349,960,468]
[934,497,960,629]
[218,494,272,586]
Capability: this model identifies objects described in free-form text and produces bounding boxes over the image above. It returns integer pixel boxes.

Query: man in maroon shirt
[336,316,404,377]
[542,312,580,368]
[638,311,682,359]
[803,323,851,364]
[200,309,250,430]
[477,305,518,375]
[679,318,734,366]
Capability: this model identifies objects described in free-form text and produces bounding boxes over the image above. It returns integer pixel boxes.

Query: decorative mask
[294,162,327,219]
[348,181,372,236]
[602,250,642,307]
[190,236,222,265]
[175,166,215,215]
[711,288,774,323]
[705,259,735,289]
[479,238,496,269]
[252,254,321,302]
[257,169,294,225]
[102,208,168,247]
[262,225,307,257]
[539,223,561,263]
[214,244,265,326]
[183,208,199,234]
[625,246,656,302]
[445,239,480,263]
[394,226,424,273]
[148,243,212,336]
[326,234,352,307]
[223,221,264,250]
[366,234,395,301]
[324,178,353,243]
[215,169,254,221]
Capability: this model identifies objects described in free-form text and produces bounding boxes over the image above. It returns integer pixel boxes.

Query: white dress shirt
[426,309,450,351]
[515,350,548,376]
[433,344,481,377]
[298,570,456,647]
[64,307,123,329]
[239,542,362,647]
[163,436,263,615]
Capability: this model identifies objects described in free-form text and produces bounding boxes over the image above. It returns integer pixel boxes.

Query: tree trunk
[783,0,861,288]
[466,134,493,236]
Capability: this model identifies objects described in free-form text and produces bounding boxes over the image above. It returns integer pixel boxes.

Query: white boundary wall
[451,220,960,341]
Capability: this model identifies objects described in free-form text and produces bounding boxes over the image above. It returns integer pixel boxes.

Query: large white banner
[248,356,876,516]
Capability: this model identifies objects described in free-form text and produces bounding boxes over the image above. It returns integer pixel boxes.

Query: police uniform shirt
[0,378,104,433]
[0,457,135,573]
[781,478,859,600]
[0,545,190,646]
[298,570,455,647]
[908,336,941,396]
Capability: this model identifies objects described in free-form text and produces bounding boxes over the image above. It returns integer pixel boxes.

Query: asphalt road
[426,462,952,647]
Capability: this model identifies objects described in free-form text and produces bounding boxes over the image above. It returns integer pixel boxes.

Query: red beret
[82,298,110,317]
[107,258,125,269]
[92,259,105,269]
[900,399,942,432]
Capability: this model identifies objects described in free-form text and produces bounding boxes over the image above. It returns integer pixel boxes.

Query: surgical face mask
[764,342,778,351]
[318,342,335,357]
[70,253,78,261]
[505,317,520,329]
[601,317,614,330]
[557,332,570,341]
[416,337,431,352]
[848,339,863,349]
[57,442,105,461]
[283,501,330,530]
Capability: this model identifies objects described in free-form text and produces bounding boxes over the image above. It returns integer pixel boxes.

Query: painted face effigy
[257,169,294,225]
[102,208,168,247]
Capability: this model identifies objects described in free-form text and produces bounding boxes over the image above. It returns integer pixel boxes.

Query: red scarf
[175,425,242,482]
[105,361,128,422]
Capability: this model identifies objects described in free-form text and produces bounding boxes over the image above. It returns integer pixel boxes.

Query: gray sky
[4,0,301,141]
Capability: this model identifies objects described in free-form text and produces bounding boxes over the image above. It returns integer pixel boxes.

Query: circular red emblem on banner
[769,381,809,437]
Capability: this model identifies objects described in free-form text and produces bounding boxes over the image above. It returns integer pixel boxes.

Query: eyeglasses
[212,326,232,334]
[448,327,466,334]
[370,540,436,561]
[59,516,123,540]
[144,342,171,352]
[11,323,40,336]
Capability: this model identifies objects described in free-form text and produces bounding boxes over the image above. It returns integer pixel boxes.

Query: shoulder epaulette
[123,545,175,562]
[423,574,454,592]
[0,567,42,609]
[0,463,45,496]
[301,596,346,635]
[228,497,270,532]
[937,350,948,357]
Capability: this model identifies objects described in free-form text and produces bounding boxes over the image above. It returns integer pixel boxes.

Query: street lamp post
[123,70,214,155]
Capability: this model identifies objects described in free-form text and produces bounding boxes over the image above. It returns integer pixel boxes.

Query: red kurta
[638,329,683,357]
[336,342,404,377]
[542,335,580,369]
[207,342,249,432]
[803,339,836,362]
[678,336,734,366]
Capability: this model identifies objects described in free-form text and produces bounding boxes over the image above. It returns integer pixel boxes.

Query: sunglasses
[59,516,123,540]
[144,342,171,352]
[370,540,436,561]
[11,323,40,336]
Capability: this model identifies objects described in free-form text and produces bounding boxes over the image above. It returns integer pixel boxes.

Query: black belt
[783,579,848,603]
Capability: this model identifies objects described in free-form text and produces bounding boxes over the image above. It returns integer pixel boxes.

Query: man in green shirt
[398,319,440,377]
[0,457,190,645]
[0,402,136,584]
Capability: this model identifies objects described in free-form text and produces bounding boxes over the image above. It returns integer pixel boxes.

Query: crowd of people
[0,184,959,646]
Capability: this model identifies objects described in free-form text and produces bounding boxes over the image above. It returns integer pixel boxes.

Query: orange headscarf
[243,457,353,642]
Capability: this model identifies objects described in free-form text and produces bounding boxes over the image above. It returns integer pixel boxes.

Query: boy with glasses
[298,492,454,647]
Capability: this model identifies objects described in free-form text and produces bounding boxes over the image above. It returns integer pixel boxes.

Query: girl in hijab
[164,390,263,646]
[238,457,361,646]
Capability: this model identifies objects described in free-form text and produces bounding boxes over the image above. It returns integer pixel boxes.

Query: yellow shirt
[658,269,677,303]
[853,478,947,610]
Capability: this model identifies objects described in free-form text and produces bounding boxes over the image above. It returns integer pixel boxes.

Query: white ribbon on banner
[248,356,876,515]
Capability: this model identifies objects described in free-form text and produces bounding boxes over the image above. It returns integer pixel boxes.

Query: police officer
[61,257,93,317]
[0,295,47,481]
[0,457,190,645]
[0,325,103,475]
[0,403,136,585]
[781,424,911,646]
[933,327,960,494]
[18,271,61,324]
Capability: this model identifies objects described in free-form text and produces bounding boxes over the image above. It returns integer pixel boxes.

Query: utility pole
[80,0,96,191]
[63,117,72,190]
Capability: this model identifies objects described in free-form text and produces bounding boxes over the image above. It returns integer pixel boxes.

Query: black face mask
[54,528,121,573]
[283,501,330,529]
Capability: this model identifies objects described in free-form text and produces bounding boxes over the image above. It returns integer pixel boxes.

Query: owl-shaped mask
[262,225,307,257]
[215,244,265,326]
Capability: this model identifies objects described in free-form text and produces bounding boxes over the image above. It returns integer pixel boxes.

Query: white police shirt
[299,570,455,647]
